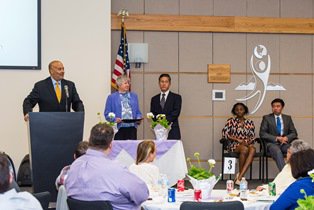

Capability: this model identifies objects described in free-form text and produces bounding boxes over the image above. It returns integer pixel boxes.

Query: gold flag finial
[117,9,129,23]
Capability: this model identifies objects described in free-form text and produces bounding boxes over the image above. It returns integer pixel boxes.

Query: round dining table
[142,189,276,210]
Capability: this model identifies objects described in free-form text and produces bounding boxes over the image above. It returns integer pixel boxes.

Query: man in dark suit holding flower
[150,74,182,140]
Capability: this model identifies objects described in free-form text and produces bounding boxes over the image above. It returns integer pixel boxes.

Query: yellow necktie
[55,82,61,103]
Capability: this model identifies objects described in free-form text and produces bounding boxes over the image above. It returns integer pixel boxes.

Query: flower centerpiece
[146,112,171,140]
[97,112,118,134]
[296,169,314,210]
[186,153,221,200]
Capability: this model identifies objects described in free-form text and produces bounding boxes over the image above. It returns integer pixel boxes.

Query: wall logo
[235,45,286,114]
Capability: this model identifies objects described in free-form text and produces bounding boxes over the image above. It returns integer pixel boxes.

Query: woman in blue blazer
[104,75,142,140]
[270,148,314,210]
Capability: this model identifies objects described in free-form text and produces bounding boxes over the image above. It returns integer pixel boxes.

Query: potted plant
[147,112,171,140]
[186,152,221,200]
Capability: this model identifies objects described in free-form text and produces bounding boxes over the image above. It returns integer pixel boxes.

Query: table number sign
[223,157,236,174]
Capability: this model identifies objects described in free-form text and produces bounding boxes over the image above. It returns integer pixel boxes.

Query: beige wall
[0,0,111,170]
[112,0,314,178]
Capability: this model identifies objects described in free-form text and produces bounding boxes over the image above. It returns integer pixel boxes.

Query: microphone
[64,85,69,112]
[64,85,69,98]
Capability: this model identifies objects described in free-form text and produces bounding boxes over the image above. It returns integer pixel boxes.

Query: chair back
[180,201,244,210]
[33,191,51,210]
[67,197,113,210]
[56,185,69,210]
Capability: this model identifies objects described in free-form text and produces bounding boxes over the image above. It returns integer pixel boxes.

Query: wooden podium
[28,112,84,201]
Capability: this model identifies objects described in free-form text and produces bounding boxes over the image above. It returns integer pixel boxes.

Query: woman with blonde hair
[129,140,160,196]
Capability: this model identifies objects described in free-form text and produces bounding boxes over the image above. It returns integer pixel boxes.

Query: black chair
[261,139,288,182]
[67,197,113,210]
[180,201,244,210]
[220,138,264,181]
[33,191,51,210]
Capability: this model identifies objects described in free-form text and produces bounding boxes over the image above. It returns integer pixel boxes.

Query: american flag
[111,22,130,89]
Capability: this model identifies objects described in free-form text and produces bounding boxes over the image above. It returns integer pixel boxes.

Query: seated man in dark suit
[260,98,298,171]
[150,74,182,140]
[23,60,84,121]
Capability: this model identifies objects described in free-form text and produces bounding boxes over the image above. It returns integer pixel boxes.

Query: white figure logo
[235,45,286,114]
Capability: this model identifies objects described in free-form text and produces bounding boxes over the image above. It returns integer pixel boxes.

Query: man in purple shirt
[65,123,149,210]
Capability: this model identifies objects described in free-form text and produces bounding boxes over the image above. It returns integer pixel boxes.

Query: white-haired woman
[104,75,142,140]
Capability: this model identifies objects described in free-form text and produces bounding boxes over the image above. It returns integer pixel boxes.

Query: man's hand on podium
[24,114,29,122]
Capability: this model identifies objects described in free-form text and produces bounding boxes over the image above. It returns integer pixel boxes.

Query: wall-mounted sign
[235,45,286,114]
[207,64,231,83]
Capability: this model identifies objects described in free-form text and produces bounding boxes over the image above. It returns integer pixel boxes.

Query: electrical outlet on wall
[212,90,226,101]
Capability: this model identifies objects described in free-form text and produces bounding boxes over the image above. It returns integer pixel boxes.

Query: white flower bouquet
[187,153,221,199]
[146,112,172,140]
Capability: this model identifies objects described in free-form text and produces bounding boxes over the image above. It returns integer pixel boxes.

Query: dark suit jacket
[150,91,182,140]
[23,77,84,115]
[259,113,298,143]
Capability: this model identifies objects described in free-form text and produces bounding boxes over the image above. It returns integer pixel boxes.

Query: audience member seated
[256,139,310,195]
[222,103,256,185]
[129,140,160,197]
[260,98,298,171]
[0,154,42,210]
[270,148,314,210]
[55,141,89,190]
[65,123,149,210]
[1,152,21,192]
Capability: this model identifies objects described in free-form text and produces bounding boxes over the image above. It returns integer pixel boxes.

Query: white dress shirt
[51,77,62,90]
[0,189,43,210]
[160,90,170,102]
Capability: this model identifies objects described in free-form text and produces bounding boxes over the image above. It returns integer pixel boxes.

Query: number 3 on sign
[223,157,236,174]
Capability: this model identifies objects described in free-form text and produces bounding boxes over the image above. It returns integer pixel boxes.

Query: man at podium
[23,60,85,121]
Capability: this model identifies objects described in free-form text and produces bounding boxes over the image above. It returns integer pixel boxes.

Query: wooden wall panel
[112,14,235,32]
[112,13,314,34]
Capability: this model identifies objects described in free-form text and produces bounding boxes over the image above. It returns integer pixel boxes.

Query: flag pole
[117,9,129,78]
[112,9,130,90]
[117,9,129,24]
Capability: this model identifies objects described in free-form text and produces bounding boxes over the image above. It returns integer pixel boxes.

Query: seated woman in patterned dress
[222,103,256,185]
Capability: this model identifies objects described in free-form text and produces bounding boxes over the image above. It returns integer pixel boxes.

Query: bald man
[23,60,84,121]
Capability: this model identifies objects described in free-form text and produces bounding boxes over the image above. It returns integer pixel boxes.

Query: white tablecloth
[142,189,273,210]
[110,140,188,186]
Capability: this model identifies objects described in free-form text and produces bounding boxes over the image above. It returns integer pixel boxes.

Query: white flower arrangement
[156,114,166,119]
[208,159,216,166]
[147,112,154,119]
[146,112,170,129]
[108,112,116,119]
[97,112,116,127]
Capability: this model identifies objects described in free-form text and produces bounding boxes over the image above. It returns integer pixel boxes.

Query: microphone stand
[65,96,68,112]
[64,85,69,112]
